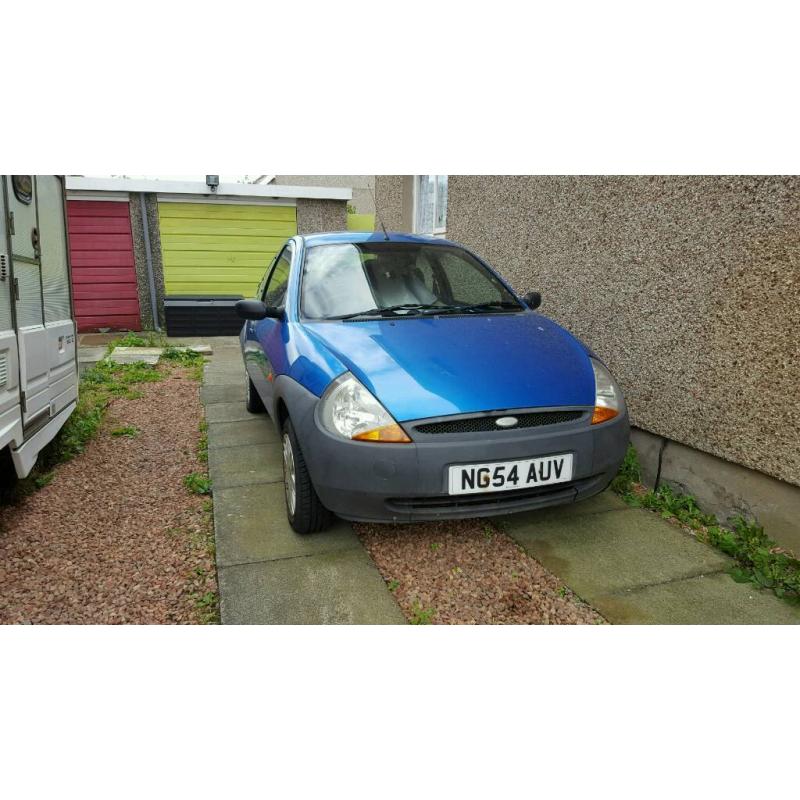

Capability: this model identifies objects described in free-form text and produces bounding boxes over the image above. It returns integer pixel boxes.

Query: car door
[246,243,293,412]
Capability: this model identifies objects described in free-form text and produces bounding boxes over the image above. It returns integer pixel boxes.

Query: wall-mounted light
[206,175,219,193]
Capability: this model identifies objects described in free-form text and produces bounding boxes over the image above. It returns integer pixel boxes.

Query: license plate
[448,453,573,495]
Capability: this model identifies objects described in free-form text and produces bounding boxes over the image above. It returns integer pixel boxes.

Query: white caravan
[0,175,78,479]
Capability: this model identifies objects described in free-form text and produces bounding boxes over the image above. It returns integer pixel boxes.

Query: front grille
[414,410,583,435]
[387,480,585,512]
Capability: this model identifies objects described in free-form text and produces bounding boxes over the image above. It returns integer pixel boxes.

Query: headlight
[318,373,412,443]
[590,358,623,424]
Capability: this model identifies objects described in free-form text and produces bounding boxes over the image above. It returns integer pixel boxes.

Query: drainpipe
[139,193,160,332]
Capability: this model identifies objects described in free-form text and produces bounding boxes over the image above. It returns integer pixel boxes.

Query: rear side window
[263,247,292,307]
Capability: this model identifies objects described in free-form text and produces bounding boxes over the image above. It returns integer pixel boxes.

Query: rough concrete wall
[274,176,375,214]
[129,193,166,331]
[129,194,154,329]
[374,175,407,231]
[296,199,347,234]
[444,175,800,487]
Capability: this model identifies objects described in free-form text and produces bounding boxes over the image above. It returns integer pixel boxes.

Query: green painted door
[158,202,297,296]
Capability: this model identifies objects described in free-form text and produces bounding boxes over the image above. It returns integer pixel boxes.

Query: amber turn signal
[352,423,412,443]
[591,406,619,425]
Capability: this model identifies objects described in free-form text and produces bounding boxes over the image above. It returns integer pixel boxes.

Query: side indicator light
[591,406,619,425]
[352,423,412,443]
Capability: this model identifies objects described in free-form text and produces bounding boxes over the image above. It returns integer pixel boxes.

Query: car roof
[300,231,458,247]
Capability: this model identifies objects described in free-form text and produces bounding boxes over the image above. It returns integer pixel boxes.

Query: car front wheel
[245,374,265,413]
[282,418,332,534]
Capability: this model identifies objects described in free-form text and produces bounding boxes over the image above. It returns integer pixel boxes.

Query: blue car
[237,232,629,533]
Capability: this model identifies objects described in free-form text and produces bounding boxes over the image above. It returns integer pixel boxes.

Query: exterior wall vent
[0,352,7,390]
[0,253,8,281]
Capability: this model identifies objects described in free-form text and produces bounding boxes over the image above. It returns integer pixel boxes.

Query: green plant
[610,446,800,603]
[34,471,55,489]
[190,585,220,624]
[610,444,641,497]
[706,517,800,600]
[184,472,212,495]
[106,331,166,352]
[197,419,208,463]
[387,579,400,592]
[409,600,435,625]
[161,345,204,366]
[639,484,717,529]
[483,524,494,541]
[161,346,205,380]
[429,542,442,552]
[111,425,139,438]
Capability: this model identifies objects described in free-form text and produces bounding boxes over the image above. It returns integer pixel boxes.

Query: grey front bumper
[277,377,630,524]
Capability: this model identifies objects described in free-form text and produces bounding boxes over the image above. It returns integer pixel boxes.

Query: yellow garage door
[158,201,297,296]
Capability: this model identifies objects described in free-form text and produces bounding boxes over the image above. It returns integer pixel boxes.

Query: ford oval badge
[495,416,518,428]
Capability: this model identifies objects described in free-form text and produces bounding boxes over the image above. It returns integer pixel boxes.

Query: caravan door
[3,176,76,432]
[36,176,77,419]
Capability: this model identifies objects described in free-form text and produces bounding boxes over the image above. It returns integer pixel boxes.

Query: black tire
[0,447,19,490]
[245,374,265,413]
[282,418,332,534]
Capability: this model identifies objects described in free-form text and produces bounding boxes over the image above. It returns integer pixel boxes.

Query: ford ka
[237,232,629,533]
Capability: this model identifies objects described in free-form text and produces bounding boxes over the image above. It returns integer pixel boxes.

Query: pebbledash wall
[375,175,800,549]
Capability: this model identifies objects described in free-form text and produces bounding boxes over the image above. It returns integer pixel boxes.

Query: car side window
[262,245,292,308]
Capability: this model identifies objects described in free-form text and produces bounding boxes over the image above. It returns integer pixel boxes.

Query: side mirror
[522,291,542,310]
[235,299,282,320]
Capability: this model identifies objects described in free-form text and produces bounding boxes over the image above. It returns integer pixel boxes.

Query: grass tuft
[409,600,435,625]
[184,472,212,495]
[611,445,800,603]
[111,425,139,438]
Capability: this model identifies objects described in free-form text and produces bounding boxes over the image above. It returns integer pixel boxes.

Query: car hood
[302,312,596,422]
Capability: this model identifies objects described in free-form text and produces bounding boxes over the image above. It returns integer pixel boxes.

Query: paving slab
[203,370,248,385]
[214,483,361,567]
[595,572,800,625]
[506,489,630,526]
[78,346,107,375]
[208,443,284,489]
[205,402,268,424]
[201,384,246,405]
[108,346,162,365]
[218,549,406,624]
[208,418,278,449]
[497,508,731,596]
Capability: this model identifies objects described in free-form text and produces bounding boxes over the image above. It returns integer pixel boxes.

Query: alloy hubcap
[282,433,296,517]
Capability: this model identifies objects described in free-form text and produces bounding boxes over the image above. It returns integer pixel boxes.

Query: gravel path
[0,365,216,624]
[357,519,604,624]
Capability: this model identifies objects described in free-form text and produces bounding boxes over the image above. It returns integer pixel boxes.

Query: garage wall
[67,200,142,331]
[158,201,297,297]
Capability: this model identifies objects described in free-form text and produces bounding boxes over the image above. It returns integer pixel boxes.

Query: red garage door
[67,200,142,332]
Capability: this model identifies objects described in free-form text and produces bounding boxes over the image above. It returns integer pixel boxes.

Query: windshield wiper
[435,301,523,314]
[326,303,448,320]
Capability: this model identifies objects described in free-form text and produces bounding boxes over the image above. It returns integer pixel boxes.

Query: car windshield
[300,242,522,320]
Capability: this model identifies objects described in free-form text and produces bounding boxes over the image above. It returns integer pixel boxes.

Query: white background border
[3,0,799,797]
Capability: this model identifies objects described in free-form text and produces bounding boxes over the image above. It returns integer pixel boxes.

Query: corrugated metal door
[158,202,296,296]
[67,200,141,331]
